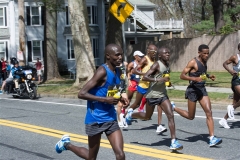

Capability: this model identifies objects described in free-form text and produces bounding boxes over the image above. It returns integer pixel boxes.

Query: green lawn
[170,72,232,88]
[38,72,233,103]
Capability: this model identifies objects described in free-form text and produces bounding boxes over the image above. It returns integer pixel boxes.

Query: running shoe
[169,139,183,150]
[227,105,235,120]
[0,90,2,94]
[138,108,144,112]
[126,108,133,125]
[171,101,175,111]
[55,135,70,153]
[219,118,230,129]
[156,125,167,133]
[119,113,128,128]
[121,114,128,128]
[118,121,124,128]
[209,136,222,147]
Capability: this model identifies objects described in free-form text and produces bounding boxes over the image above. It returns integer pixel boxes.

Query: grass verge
[38,72,233,103]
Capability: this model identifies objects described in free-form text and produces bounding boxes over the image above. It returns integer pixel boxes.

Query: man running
[132,47,183,150]
[219,43,240,129]
[173,44,222,147]
[125,45,156,124]
[117,50,144,127]
[55,44,129,160]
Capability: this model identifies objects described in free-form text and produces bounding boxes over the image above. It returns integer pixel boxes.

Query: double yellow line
[0,119,211,160]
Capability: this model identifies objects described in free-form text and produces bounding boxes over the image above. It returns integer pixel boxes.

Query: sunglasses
[148,50,157,53]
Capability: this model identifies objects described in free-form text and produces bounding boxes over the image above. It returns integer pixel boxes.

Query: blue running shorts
[137,86,148,95]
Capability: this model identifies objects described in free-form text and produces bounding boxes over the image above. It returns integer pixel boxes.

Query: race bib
[107,89,118,97]
[107,85,119,97]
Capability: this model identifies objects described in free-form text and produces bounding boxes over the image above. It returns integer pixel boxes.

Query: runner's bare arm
[132,57,147,75]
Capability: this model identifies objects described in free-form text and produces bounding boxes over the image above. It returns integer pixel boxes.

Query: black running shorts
[147,96,168,106]
[185,84,208,102]
[85,121,120,136]
[231,76,240,93]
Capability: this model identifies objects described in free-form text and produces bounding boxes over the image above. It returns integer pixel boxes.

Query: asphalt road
[1,94,240,160]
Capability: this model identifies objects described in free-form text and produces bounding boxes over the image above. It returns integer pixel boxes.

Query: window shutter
[6,41,8,59]
[4,7,7,26]
[27,41,32,62]
[26,6,30,25]
[67,40,70,59]
[66,6,69,25]
[42,40,44,59]
[41,6,45,25]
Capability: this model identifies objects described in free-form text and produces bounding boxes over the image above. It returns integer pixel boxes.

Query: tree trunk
[178,0,184,17]
[212,0,224,33]
[201,0,206,20]
[68,0,95,87]
[105,0,123,47]
[44,0,61,81]
[18,0,26,66]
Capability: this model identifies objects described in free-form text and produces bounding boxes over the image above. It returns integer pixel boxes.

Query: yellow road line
[0,119,212,160]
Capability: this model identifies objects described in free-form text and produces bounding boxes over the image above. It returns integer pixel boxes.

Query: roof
[127,0,156,7]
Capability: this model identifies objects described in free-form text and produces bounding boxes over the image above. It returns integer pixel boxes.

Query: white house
[0,0,183,72]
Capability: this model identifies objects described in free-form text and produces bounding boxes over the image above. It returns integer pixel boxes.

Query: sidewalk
[167,85,233,94]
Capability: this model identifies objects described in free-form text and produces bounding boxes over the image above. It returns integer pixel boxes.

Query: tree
[201,0,206,20]
[211,0,225,33]
[18,0,26,66]
[105,0,123,47]
[68,0,95,87]
[41,0,62,81]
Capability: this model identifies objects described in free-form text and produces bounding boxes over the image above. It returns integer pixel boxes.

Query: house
[0,0,183,73]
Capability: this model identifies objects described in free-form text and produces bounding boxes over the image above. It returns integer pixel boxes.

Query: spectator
[34,58,42,83]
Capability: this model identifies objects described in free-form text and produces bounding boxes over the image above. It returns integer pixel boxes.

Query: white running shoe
[171,101,175,111]
[156,125,167,133]
[120,113,128,128]
[118,120,124,128]
[219,118,230,129]
[227,105,235,120]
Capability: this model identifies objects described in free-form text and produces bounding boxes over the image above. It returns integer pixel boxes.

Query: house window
[26,6,41,25]
[0,7,7,27]
[0,41,8,59]
[87,6,98,25]
[65,6,70,25]
[67,39,74,59]
[32,41,42,61]
[31,7,40,25]
[129,40,135,45]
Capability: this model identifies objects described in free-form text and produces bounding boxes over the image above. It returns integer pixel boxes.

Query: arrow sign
[109,0,134,23]
[117,2,126,16]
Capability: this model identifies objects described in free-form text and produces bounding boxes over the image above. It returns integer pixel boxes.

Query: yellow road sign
[109,0,134,23]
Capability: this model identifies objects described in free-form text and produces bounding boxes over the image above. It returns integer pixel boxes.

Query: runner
[124,45,156,125]
[173,44,222,147]
[131,47,182,150]
[219,43,240,129]
[124,45,167,133]
[55,44,129,160]
[117,50,145,128]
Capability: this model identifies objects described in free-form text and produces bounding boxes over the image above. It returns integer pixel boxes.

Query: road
[1,94,240,160]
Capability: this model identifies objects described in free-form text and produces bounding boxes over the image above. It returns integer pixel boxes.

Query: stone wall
[127,30,240,72]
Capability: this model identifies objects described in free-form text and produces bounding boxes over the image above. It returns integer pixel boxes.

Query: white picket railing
[130,6,184,30]
[154,19,184,29]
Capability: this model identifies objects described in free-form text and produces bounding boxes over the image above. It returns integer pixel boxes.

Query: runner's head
[146,44,157,61]
[133,50,144,62]
[158,47,170,62]
[105,44,123,67]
